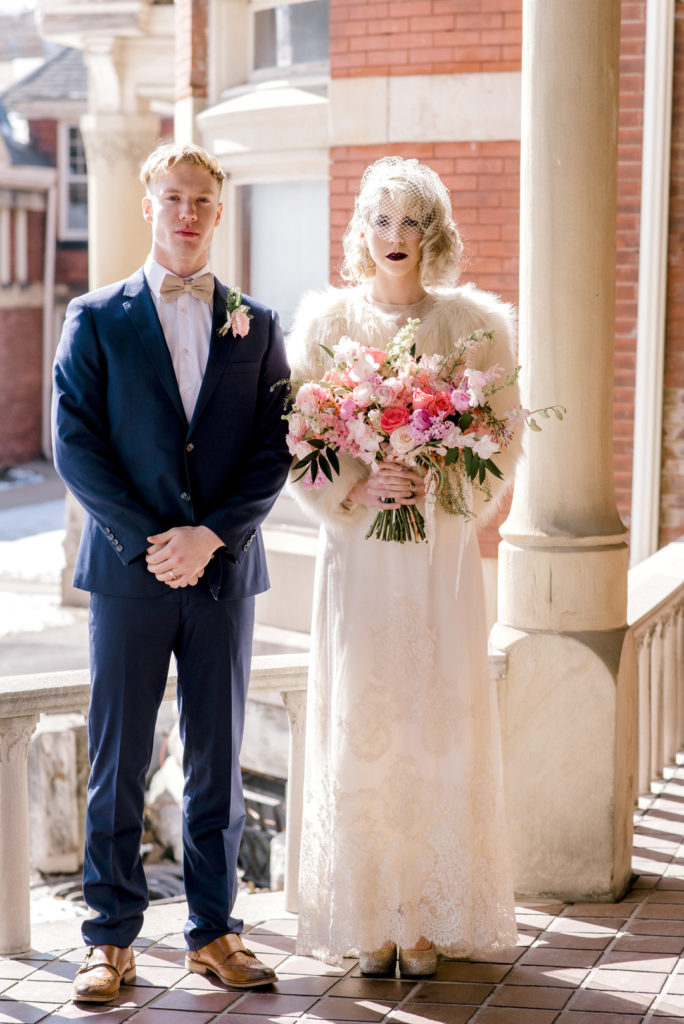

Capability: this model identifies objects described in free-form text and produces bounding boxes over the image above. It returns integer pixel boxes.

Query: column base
[491,622,637,902]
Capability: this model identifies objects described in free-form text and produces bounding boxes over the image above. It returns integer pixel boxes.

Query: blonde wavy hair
[140,142,225,192]
[341,156,463,287]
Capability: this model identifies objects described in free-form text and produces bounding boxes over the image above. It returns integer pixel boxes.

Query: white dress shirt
[144,256,214,422]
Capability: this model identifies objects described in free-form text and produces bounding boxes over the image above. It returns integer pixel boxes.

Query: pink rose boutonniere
[217,287,253,339]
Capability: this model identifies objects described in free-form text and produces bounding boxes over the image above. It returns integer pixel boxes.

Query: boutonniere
[217,287,252,338]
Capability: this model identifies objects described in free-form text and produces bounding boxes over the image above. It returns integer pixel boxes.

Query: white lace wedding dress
[286,286,520,963]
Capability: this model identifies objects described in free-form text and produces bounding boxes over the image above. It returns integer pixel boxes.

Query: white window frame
[248,0,329,82]
[57,121,88,242]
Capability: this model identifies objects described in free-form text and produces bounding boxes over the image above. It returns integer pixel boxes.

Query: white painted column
[0,716,39,955]
[492,0,638,901]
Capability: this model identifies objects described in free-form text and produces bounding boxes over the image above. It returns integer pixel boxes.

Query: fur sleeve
[285,288,371,530]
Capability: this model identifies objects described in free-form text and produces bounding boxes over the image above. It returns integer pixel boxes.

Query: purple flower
[411,408,432,432]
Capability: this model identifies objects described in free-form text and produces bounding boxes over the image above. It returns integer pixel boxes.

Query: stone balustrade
[0,541,683,955]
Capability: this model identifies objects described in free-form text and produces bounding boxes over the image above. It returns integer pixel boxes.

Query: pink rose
[380,405,411,433]
[426,392,454,418]
[231,308,251,337]
[451,389,471,413]
[411,388,436,411]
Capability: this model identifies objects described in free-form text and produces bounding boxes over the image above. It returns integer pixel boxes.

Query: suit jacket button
[186,443,195,453]
[116,544,123,552]
[180,492,191,502]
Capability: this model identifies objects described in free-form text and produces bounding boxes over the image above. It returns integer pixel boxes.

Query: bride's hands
[347,462,425,509]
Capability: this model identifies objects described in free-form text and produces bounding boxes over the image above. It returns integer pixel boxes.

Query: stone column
[80,111,160,290]
[0,716,39,955]
[491,0,638,901]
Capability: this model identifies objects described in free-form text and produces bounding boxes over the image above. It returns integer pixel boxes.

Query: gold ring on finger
[169,569,177,580]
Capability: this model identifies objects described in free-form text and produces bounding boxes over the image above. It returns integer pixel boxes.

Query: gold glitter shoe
[359,942,397,975]
[398,942,437,976]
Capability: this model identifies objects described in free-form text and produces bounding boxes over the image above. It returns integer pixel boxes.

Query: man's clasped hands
[145,524,223,588]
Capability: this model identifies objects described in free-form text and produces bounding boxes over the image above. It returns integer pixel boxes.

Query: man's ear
[215,202,223,226]
[142,196,153,223]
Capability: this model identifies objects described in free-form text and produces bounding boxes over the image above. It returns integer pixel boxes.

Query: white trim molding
[329,72,522,146]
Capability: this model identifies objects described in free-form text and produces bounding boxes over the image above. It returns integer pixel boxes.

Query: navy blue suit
[52,269,291,948]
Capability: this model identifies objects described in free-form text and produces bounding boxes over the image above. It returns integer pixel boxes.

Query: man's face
[142,161,223,276]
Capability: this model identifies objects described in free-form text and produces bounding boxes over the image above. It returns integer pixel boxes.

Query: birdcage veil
[341,156,464,287]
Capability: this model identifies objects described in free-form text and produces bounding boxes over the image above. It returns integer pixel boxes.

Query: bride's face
[363,197,423,283]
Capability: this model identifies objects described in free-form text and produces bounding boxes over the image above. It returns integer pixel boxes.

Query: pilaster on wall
[662,6,684,546]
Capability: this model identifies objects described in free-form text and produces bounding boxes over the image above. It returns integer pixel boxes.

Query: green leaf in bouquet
[484,458,504,480]
[463,447,474,477]
[445,447,460,466]
[318,343,335,359]
[459,412,473,430]
[310,458,319,484]
[327,448,340,474]
[479,459,487,484]
[553,406,566,420]
[292,450,318,469]
[318,454,334,482]
[528,418,542,431]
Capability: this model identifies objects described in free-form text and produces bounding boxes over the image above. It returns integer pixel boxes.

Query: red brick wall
[661,6,684,545]
[55,245,88,288]
[0,308,43,465]
[330,0,522,78]
[28,119,57,163]
[27,210,45,282]
[175,0,208,100]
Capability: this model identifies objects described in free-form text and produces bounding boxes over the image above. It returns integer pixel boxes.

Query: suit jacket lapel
[122,270,187,425]
[189,279,236,431]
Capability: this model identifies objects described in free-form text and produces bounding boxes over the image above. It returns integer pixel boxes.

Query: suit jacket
[52,268,291,601]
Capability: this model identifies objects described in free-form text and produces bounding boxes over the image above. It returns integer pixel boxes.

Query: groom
[52,142,291,1003]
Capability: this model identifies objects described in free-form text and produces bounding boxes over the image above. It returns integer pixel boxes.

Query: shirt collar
[144,256,212,299]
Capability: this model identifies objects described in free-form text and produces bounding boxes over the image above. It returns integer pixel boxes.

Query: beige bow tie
[159,272,214,304]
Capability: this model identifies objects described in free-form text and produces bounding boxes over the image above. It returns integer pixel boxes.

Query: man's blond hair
[140,142,225,192]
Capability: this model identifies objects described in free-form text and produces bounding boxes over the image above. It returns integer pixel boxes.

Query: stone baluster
[636,630,653,797]
[663,613,679,766]
[650,622,665,781]
[0,716,39,955]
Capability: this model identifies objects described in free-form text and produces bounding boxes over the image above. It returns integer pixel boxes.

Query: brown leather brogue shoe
[72,944,136,1003]
[185,933,277,988]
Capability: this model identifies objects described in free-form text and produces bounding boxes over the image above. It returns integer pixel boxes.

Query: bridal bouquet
[286,320,563,543]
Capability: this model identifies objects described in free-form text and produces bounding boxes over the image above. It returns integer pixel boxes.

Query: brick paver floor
[3,764,684,1024]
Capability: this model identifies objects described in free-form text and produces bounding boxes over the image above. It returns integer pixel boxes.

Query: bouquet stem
[366,504,427,543]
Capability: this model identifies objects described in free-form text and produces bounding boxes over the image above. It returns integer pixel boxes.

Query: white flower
[295,383,322,417]
[389,425,418,456]
[464,368,488,405]
[347,416,381,454]
[352,381,374,407]
[350,351,380,382]
[442,422,463,447]
[333,336,361,362]
[472,435,500,459]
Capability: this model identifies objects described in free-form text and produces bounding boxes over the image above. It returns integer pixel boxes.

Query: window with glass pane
[64,124,88,237]
[253,0,329,70]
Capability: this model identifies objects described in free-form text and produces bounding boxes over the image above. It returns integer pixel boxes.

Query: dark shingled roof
[2,46,86,106]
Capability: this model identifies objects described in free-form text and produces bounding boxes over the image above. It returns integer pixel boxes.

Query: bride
[286,156,521,975]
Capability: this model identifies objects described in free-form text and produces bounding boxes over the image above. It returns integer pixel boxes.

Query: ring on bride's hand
[169,569,177,580]
[409,483,415,497]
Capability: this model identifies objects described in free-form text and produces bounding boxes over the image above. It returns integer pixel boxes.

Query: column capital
[0,716,38,764]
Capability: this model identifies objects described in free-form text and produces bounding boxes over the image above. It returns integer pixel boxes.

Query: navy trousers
[82,585,255,950]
